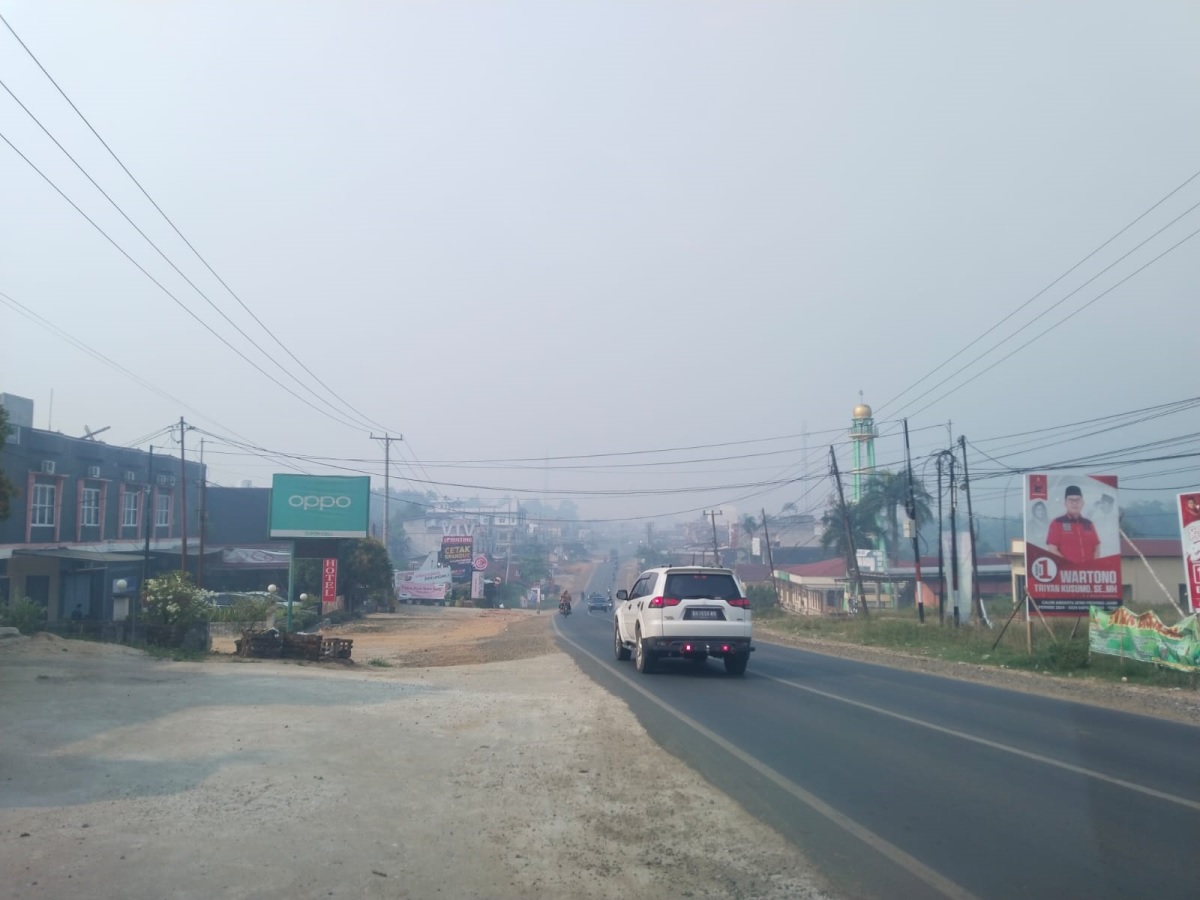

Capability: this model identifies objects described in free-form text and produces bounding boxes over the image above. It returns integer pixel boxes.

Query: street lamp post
[268,584,283,631]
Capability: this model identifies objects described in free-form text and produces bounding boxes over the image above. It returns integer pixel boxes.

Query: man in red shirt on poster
[1045,485,1101,564]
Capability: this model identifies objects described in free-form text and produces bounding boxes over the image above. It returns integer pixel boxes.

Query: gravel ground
[0,621,832,900]
[755,624,1200,726]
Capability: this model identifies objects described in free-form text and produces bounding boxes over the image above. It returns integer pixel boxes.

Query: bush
[1,597,46,634]
[209,596,275,625]
[747,584,777,610]
[143,572,210,628]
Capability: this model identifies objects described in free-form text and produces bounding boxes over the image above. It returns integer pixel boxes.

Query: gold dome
[853,403,873,419]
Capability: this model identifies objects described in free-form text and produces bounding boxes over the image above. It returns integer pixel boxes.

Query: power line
[876,166,1200,415]
[903,225,1200,421]
[0,127,370,432]
[0,11,403,437]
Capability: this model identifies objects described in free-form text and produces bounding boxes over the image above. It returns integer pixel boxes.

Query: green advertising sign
[269,474,371,538]
[1089,605,1200,673]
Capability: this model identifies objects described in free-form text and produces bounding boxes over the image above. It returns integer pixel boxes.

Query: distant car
[587,592,611,612]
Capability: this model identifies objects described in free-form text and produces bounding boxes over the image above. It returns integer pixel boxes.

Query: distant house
[200,486,290,593]
[773,554,1013,617]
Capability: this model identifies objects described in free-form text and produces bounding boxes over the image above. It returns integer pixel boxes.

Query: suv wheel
[723,653,748,677]
[634,628,656,674]
[614,622,631,661]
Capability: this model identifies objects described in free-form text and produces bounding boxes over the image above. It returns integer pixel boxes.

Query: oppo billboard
[269,474,371,539]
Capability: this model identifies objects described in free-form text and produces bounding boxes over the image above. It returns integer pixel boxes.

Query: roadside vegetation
[757,604,1198,689]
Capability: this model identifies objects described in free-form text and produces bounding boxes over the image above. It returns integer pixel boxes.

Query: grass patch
[367,657,393,668]
[139,643,212,662]
[758,608,1199,689]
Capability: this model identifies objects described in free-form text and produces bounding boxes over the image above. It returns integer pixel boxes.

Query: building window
[123,491,140,529]
[32,483,56,527]
[156,493,172,528]
[82,487,101,527]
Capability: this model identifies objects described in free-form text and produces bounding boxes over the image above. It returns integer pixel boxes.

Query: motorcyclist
[559,589,572,614]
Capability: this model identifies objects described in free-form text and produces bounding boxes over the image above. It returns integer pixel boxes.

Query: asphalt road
[556,561,1200,900]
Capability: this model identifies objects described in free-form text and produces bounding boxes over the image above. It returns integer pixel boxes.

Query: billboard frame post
[1025,593,1033,654]
[286,540,296,632]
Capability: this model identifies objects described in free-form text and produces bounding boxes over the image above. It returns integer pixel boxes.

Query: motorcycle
[559,602,572,616]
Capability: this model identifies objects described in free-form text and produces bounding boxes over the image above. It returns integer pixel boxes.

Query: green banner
[269,475,370,538]
[1089,606,1200,673]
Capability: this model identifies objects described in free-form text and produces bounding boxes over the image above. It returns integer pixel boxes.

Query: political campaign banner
[1088,606,1200,673]
[1024,473,1121,615]
[1179,493,1200,613]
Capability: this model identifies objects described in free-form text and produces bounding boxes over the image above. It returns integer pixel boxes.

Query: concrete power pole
[371,433,403,556]
[179,417,187,574]
[704,510,723,566]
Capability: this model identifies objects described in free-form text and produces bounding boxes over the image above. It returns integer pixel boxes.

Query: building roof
[1120,537,1182,558]
[1009,538,1184,559]
[13,548,145,563]
[735,563,772,584]
[779,559,847,578]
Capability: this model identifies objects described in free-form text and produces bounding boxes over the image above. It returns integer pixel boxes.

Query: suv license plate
[687,608,722,620]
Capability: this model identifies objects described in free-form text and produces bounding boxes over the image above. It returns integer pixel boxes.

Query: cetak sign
[1024,473,1121,615]
[269,475,370,538]
[1179,493,1200,613]
[321,558,338,607]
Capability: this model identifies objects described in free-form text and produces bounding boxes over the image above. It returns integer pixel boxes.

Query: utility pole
[958,435,987,626]
[761,508,779,606]
[197,438,207,589]
[947,450,960,628]
[829,447,868,618]
[179,417,187,575]
[704,509,723,566]
[139,445,153,640]
[936,452,946,625]
[903,420,925,624]
[371,433,403,556]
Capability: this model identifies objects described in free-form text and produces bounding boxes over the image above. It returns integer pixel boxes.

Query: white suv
[613,566,753,676]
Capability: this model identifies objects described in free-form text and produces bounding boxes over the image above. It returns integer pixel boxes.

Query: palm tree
[819,499,882,561]
[862,470,932,565]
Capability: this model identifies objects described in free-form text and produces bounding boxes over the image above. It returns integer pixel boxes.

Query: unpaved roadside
[756,624,1200,726]
[0,620,832,900]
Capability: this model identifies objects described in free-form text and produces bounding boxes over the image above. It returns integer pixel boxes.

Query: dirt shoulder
[0,617,831,900]
[755,624,1200,727]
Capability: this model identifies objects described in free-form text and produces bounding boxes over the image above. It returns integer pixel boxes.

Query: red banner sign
[1024,473,1121,616]
[1180,493,1200,613]
[321,558,338,607]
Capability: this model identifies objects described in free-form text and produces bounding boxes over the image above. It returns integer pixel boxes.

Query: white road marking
[759,670,1200,813]
[554,619,983,900]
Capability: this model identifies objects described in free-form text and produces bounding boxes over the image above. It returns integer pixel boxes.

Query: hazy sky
[1,1,1196,524]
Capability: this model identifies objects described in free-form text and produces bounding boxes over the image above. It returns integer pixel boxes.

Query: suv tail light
[648,596,681,608]
[727,597,750,608]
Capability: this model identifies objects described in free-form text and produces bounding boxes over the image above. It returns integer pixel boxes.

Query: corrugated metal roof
[13,549,144,563]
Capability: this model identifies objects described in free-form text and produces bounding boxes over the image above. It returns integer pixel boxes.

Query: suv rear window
[664,573,740,601]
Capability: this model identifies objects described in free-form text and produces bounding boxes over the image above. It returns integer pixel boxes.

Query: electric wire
[876,166,1200,415]
[0,11,403,438]
[0,127,369,432]
[894,214,1200,422]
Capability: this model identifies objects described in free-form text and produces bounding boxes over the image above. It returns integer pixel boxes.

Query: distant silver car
[586,592,611,612]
